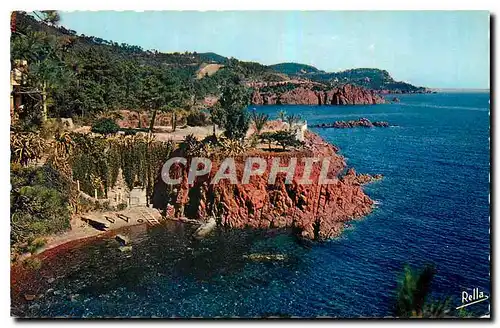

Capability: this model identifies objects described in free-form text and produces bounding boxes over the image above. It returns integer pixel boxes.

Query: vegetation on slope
[10,163,73,253]
[10,11,280,128]
[268,62,322,75]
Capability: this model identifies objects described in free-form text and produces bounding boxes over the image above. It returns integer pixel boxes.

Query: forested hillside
[268,63,322,75]
[10,11,428,130]
[10,11,283,126]
[270,64,427,93]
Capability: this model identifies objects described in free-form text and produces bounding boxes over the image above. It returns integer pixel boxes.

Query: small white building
[293,120,308,142]
[128,187,147,207]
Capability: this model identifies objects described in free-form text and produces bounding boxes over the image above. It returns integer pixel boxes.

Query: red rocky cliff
[251,84,385,105]
[163,131,375,240]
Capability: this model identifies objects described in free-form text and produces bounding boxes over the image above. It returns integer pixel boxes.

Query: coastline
[12,207,164,263]
[11,119,384,318]
[12,131,378,263]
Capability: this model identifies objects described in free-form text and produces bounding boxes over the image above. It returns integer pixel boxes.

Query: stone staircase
[137,207,160,226]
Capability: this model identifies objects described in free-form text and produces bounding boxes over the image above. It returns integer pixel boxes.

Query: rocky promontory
[251,84,386,106]
[157,131,377,240]
[345,168,383,185]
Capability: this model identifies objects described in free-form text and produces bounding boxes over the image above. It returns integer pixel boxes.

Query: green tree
[140,69,187,132]
[218,84,251,140]
[259,131,274,149]
[271,130,302,150]
[209,102,225,136]
[11,29,70,123]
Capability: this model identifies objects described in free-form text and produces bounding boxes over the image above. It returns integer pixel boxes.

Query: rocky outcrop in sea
[158,131,377,240]
[311,118,390,129]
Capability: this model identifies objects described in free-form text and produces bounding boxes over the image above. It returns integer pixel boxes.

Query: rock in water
[193,217,217,239]
[373,121,390,127]
[343,168,383,185]
[311,118,390,129]
[243,254,288,262]
[119,246,133,252]
[115,234,129,246]
[24,294,36,301]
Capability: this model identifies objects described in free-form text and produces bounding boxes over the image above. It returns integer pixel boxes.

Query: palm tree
[394,264,450,318]
[285,114,301,130]
[277,110,286,122]
[251,110,269,135]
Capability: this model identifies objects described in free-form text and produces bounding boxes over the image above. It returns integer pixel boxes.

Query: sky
[59,11,490,89]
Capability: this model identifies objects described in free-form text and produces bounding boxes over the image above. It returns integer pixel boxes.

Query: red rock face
[278,87,320,105]
[165,131,374,240]
[251,84,386,106]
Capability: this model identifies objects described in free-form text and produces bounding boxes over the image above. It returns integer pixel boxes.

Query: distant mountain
[270,64,427,93]
[269,63,323,76]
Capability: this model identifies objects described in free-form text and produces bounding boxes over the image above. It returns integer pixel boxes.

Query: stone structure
[293,120,307,142]
[10,59,27,124]
[128,187,147,207]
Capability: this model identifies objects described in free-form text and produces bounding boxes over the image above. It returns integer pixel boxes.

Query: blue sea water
[13,93,490,318]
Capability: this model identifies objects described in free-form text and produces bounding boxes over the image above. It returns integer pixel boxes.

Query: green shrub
[10,164,72,246]
[186,111,209,127]
[23,258,42,270]
[91,118,119,135]
[259,131,303,150]
[117,203,128,211]
[26,238,47,254]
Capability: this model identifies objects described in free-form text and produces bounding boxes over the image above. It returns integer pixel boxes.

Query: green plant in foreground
[11,164,72,247]
[10,132,46,166]
[394,264,451,318]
